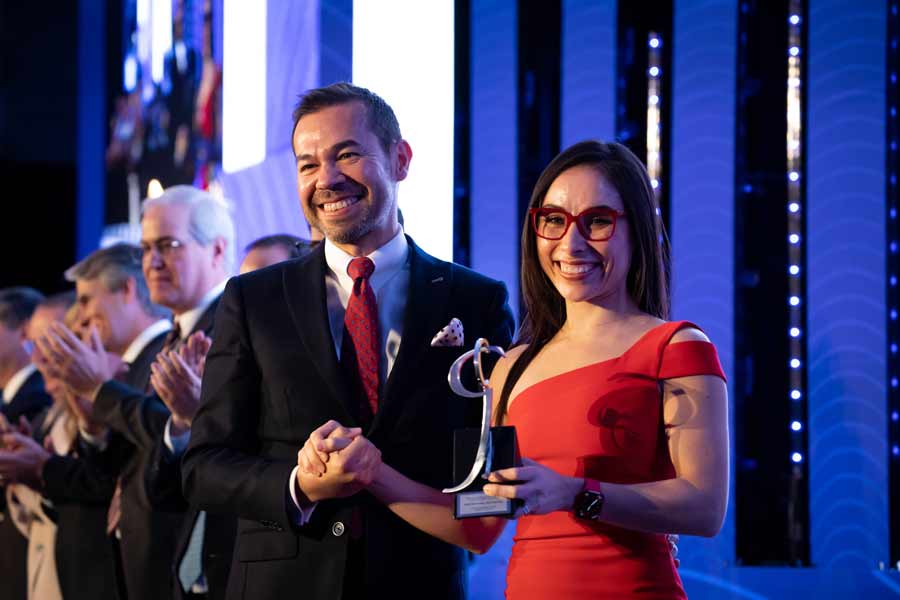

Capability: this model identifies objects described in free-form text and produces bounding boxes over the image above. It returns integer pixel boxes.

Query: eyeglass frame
[140,237,187,260]
[529,206,627,242]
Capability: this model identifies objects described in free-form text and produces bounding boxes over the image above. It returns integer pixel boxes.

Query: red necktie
[344,257,380,418]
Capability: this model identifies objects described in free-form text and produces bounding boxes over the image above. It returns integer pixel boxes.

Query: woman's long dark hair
[496,140,671,420]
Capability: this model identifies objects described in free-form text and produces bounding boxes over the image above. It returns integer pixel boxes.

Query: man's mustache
[313,184,365,202]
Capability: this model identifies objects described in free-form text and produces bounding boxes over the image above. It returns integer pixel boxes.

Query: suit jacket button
[332,521,345,537]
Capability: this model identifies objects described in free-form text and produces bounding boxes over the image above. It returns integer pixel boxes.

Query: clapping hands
[150,331,212,435]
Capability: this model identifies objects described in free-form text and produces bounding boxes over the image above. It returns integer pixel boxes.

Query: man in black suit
[182,83,515,599]
[0,287,50,425]
[9,245,172,599]
[44,191,236,600]
[0,286,50,600]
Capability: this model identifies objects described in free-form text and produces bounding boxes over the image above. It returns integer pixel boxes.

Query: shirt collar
[324,231,409,291]
[3,363,37,404]
[121,319,173,364]
[175,278,228,339]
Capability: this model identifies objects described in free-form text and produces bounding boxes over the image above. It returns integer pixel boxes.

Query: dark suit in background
[0,368,51,600]
[94,301,235,600]
[39,328,170,600]
[1,368,52,425]
[183,239,515,599]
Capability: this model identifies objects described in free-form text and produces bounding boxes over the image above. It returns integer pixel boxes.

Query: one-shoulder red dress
[504,321,726,599]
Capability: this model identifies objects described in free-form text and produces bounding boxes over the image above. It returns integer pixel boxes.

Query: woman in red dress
[300,140,729,598]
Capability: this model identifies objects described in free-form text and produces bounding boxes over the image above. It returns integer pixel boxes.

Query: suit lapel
[373,239,451,432]
[190,297,219,337]
[282,247,357,425]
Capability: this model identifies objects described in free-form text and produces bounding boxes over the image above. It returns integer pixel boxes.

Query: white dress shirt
[80,318,173,449]
[289,230,411,523]
[2,363,37,404]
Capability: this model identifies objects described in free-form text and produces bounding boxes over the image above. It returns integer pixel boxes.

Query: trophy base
[450,426,521,519]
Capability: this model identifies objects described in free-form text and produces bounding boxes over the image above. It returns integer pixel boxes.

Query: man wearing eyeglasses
[110,185,236,600]
[36,186,237,600]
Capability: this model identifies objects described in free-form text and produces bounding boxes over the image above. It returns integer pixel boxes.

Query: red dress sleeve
[659,340,726,381]
[654,321,726,381]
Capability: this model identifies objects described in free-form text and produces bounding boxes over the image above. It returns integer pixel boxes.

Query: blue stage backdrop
[670,0,738,578]
[470,0,520,323]
[808,0,888,570]
[561,0,617,147]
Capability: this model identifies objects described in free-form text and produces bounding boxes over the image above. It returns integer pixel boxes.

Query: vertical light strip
[136,0,152,100]
[786,0,806,472]
[647,32,663,206]
[150,0,172,84]
[889,0,900,571]
[352,0,455,261]
[222,1,267,173]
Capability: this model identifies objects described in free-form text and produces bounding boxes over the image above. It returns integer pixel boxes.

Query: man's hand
[0,432,51,490]
[36,323,116,399]
[180,331,212,378]
[294,420,379,503]
[151,350,202,435]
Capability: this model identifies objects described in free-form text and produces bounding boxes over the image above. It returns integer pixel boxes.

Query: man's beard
[310,202,383,245]
[326,213,376,244]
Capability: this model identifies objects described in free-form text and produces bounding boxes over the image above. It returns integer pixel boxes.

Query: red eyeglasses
[529,206,626,241]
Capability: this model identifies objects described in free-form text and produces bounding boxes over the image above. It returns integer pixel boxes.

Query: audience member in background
[239,233,313,274]
[31,243,178,600]
[42,186,236,600]
[0,286,49,600]
[1,299,80,600]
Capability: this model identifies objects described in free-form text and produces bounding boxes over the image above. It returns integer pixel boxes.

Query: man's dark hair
[291,82,402,154]
[0,287,45,329]
[244,234,313,260]
[37,290,76,312]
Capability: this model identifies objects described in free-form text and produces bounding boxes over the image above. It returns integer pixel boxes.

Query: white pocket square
[430,318,464,347]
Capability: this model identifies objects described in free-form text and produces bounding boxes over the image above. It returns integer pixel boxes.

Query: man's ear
[211,237,228,269]
[393,140,413,182]
[120,276,137,304]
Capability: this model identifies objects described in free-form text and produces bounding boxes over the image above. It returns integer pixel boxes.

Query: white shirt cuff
[288,466,317,526]
[163,417,191,456]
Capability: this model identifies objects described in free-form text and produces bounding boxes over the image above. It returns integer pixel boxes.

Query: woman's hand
[483,458,583,518]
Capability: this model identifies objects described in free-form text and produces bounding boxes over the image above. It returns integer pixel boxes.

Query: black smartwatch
[574,479,605,520]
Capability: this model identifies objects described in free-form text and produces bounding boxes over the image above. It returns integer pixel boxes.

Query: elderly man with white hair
[42,185,237,600]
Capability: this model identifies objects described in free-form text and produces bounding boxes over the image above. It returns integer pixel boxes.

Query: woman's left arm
[485,330,729,537]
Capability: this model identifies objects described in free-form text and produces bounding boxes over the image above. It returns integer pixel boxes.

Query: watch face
[576,491,605,520]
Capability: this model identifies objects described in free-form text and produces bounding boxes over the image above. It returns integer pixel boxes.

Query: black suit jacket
[1,368,52,424]
[39,328,170,600]
[95,302,235,600]
[182,238,515,600]
[82,327,186,600]
[0,368,51,600]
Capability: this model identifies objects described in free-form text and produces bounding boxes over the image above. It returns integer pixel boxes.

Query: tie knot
[347,257,375,280]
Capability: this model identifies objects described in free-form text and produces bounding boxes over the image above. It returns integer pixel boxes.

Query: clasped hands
[295,420,382,503]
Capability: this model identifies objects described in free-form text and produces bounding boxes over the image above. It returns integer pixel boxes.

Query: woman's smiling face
[536,165,632,305]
